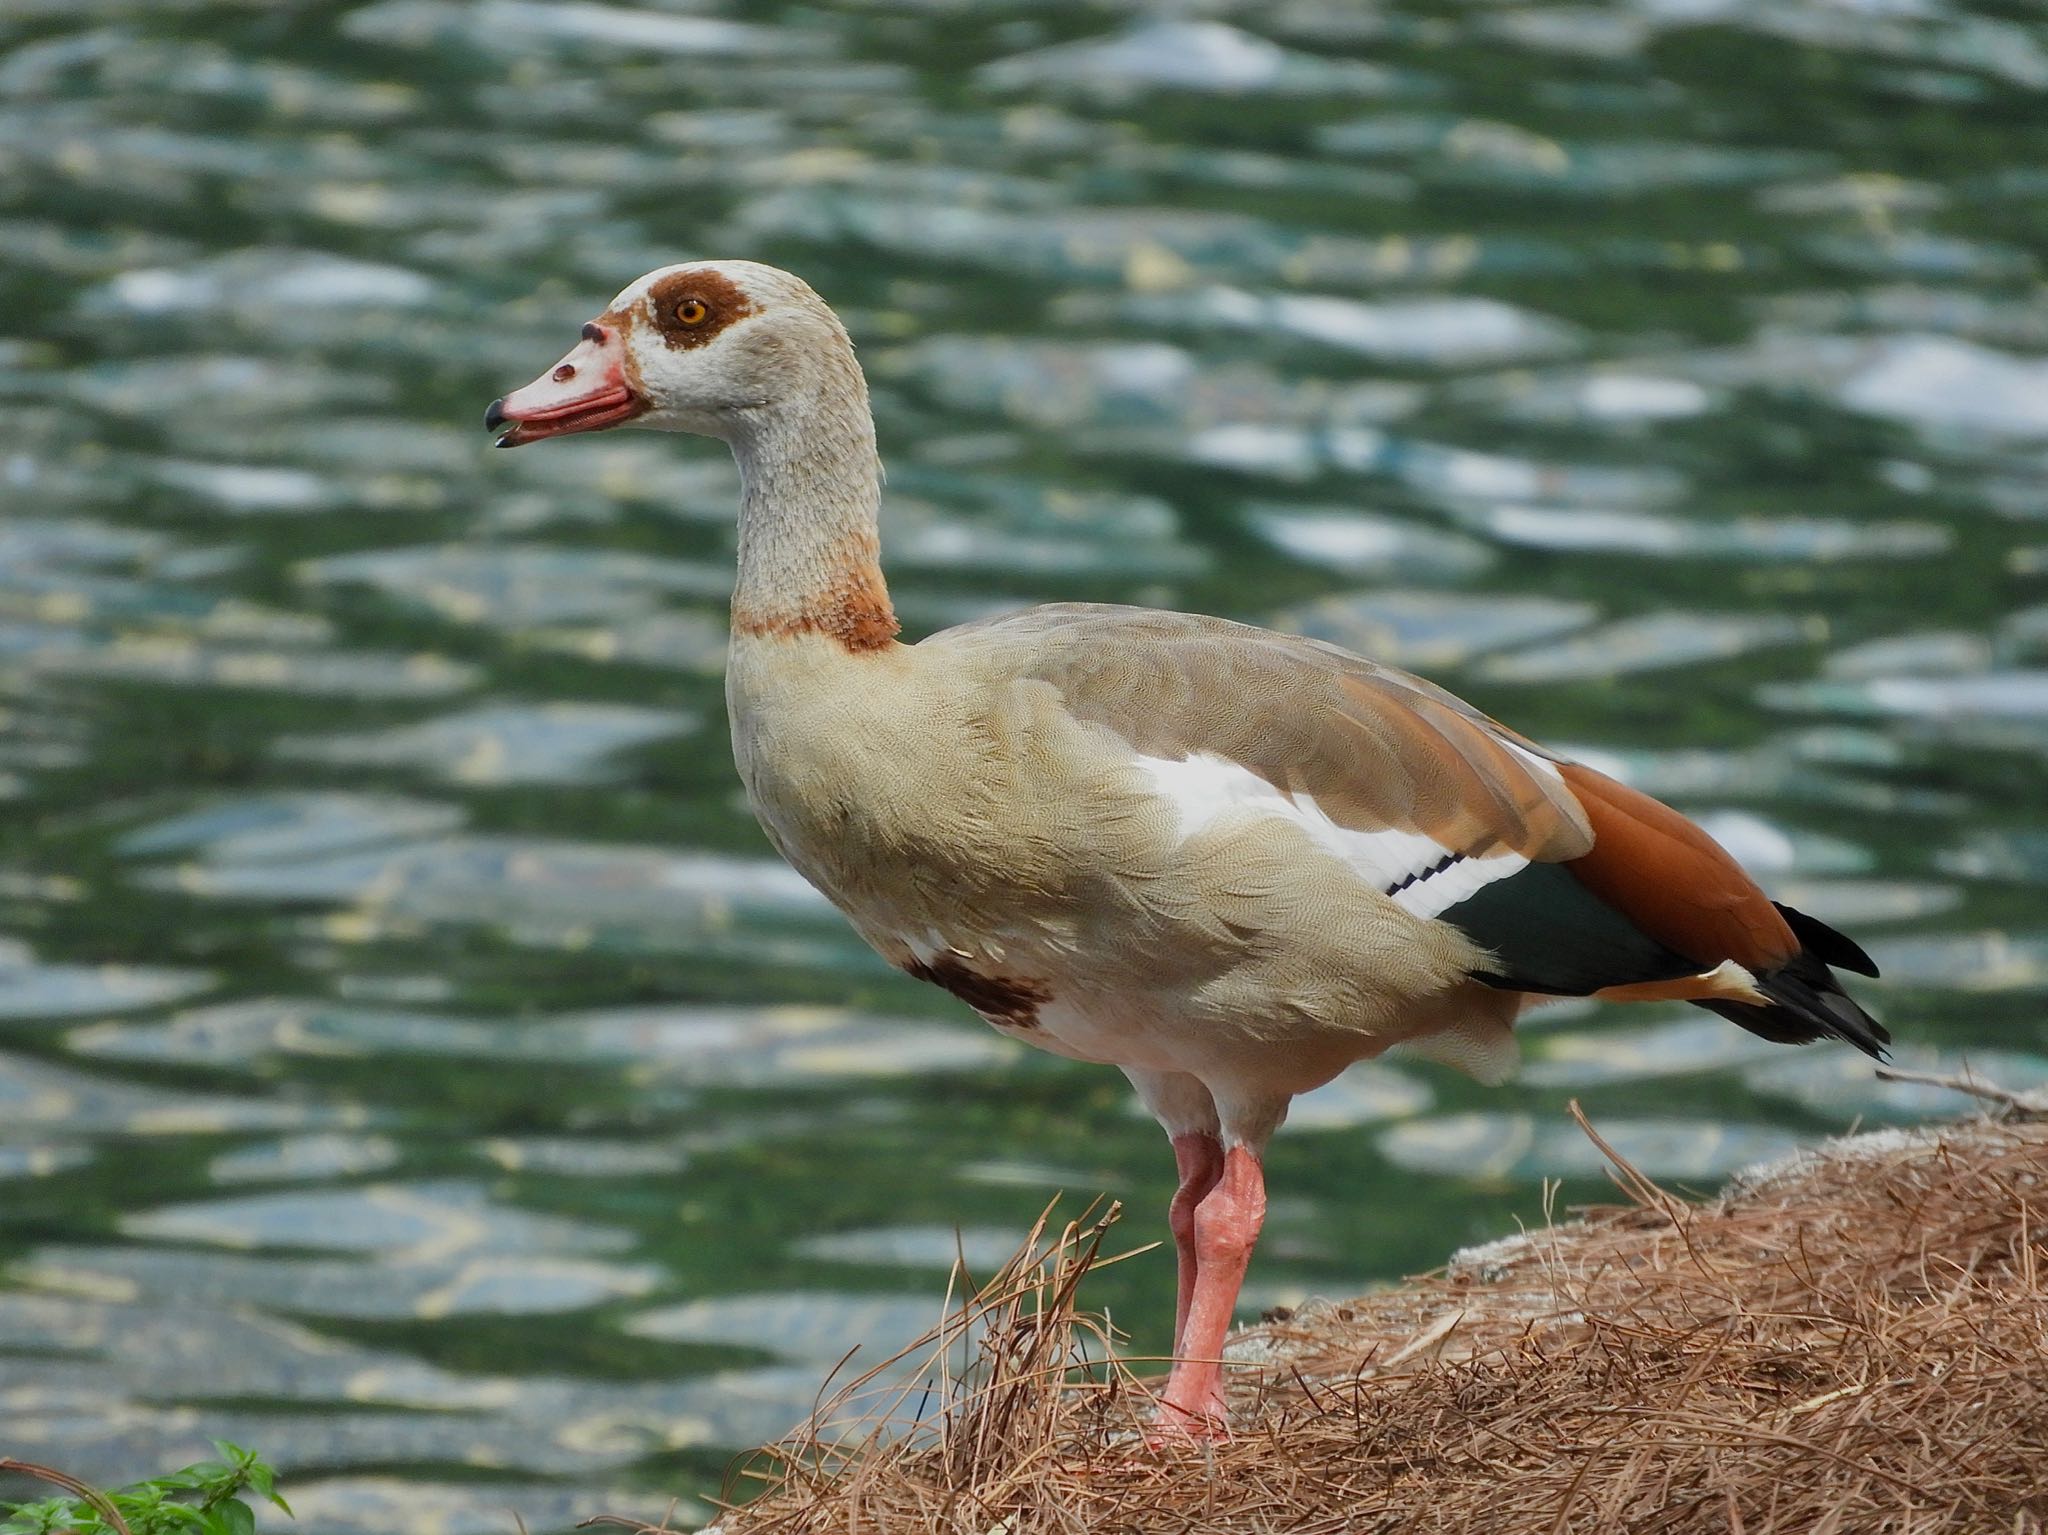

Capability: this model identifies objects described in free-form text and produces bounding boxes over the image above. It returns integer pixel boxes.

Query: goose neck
[728,385,897,654]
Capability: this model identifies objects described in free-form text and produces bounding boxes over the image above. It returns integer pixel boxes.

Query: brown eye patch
[644,268,756,349]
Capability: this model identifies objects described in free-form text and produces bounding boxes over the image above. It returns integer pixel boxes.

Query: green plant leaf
[2,1449,282,1535]
[1,1497,75,1535]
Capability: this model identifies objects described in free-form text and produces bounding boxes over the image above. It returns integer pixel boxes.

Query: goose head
[485,260,853,447]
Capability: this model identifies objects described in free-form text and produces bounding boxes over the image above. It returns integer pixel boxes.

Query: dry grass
[634,1105,2048,1535]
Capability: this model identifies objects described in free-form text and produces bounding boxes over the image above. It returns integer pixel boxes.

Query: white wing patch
[1136,752,1529,920]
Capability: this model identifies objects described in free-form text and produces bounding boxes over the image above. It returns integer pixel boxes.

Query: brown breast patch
[732,555,901,654]
[904,956,1050,1030]
[638,268,758,350]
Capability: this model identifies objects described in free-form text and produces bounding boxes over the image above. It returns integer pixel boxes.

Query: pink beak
[486,321,646,447]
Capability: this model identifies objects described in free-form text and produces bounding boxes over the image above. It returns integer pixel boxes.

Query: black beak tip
[483,397,507,432]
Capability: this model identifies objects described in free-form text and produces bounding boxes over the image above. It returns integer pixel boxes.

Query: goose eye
[675,298,709,326]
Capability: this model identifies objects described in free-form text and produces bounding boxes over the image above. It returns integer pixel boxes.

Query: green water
[3,0,2048,1528]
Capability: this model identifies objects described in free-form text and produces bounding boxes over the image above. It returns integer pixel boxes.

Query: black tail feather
[1696,945,1890,1062]
[1774,901,1879,978]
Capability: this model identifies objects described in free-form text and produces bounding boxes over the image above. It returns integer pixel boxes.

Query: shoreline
[683,1099,2048,1534]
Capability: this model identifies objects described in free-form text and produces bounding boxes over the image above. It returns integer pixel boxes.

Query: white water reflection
[0,1052,362,1139]
[1745,1046,2048,1121]
[625,1290,949,1362]
[0,945,210,1021]
[1480,611,1816,683]
[73,997,1015,1083]
[23,1243,658,1321]
[341,0,823,59]
[1840,334,2048,439]
[301,545,730,628]
[1119,286,1582,367]
[1249,507,1493,580]
[209,1133,401,1185]
[1448,504,1948,561]
[1867,930,2048,991]
[1377,1113,1802,1183]
[980,19,1413,100]
[1281,590,1598,668]
[792,1225,1023,1271]
[124,801,835,954]
[99,250,437,316]
[277,702,696,786]
[1523,1014,1787,1088]
[121,1179,634,1255]
[120,792,466,864]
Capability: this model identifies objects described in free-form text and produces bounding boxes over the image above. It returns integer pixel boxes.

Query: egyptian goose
[486,261,1886,1436]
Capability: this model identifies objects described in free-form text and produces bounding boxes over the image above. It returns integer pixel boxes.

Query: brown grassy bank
[636,1100,2048,1535]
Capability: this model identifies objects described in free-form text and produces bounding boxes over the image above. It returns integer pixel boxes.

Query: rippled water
[3,0,2047,1528]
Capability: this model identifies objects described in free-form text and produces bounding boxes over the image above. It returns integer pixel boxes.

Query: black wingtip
[1697,951,1889,1062]
[1775,901,1880,978]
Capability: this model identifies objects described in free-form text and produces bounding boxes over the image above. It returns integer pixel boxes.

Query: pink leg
[1155,1144,1266,1437]
[1167,1132,1225,1355]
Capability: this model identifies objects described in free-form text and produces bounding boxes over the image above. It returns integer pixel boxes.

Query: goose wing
[932,604,1883,1055]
